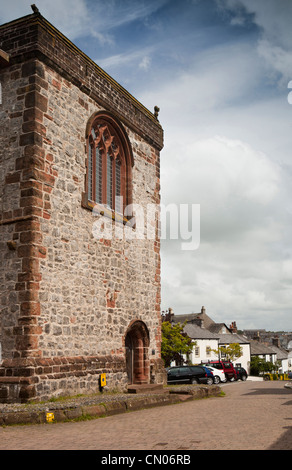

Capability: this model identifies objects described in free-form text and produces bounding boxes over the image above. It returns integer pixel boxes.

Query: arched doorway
[125,321,150,384]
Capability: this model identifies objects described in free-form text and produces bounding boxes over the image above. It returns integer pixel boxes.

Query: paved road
[0,380,291,451]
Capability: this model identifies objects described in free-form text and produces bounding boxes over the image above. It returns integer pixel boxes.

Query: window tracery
[84,114,132,218]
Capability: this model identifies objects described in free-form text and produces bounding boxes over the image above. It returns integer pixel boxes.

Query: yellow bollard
[46,412,54,423]
[100,373,106,387]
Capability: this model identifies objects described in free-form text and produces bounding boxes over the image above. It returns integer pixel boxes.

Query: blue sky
[1,0,292,331]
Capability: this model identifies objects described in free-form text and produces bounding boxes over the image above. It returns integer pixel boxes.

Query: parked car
[288,372,292,380]
[207,360,238,381]
[235,367,248,381]
[167,365,214,385]
[202,366,215,384]
[203,364,227,384]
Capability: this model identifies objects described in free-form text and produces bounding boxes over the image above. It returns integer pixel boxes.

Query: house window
[206,346,211,357]
[220,346,227,358]
[194,346,200,357]
[83,113,133,216]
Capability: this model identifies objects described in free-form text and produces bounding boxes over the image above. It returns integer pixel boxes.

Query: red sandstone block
[23,107,43,123]
[17,155,45,172]
[15,282,26,291]
[19,384,36,400]
[5,172,21,184]
[18,290,39,302]
[40,171,56,186]
[20,196,44,209]
[21,256,40,271]
[18,271,41,282]
[46,153,53,162]
[23,144,45,158]
[19,131,43,147]
[18,245,46,259]
[16,335,39,351]
[25,91,48,112]
[13,208,24,219]
[19,231,42,244]
[15,219,40,233]
[22,60,45,79]
[41,210,50,220]
[18,316,38,326]
[22,120,46,136]
[20,302,41,315]
[52,78,61,90]
[23,206,43,218]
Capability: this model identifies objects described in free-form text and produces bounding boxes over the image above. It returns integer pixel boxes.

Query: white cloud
[216,0,292,84]
[2,0,291,330]
[257,39,292,86]
[139,56,151,71]
[97,48,152,72]
[0,0,92,40]
[138,17,292,329]
[0,0,168,44]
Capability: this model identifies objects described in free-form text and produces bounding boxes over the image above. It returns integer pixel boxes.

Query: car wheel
[206,377,213,385]
[213,376,220,384]
[241,375,247,381]
[191,377,199,384]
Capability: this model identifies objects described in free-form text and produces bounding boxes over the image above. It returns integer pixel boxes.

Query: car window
[190,366,204,373]
[168,368,178,376]
[212,364,222,370]
[179,367,191,374]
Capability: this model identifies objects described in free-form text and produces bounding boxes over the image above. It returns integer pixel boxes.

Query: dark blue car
[202,366,216,384]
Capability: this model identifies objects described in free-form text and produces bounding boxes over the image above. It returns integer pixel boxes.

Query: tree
[161,321,193,367]
[250,356,275,376]
[212,343,243,362]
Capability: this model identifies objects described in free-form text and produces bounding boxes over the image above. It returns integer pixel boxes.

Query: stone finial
[31,4,39,13]
[154,106,160,120]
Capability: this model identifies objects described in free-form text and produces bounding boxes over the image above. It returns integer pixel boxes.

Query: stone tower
[0,9,164,402]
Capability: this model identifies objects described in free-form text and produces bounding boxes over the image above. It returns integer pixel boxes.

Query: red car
[207,360,238,381]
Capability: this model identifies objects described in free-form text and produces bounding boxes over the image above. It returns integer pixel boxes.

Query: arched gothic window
[83,113,133,216]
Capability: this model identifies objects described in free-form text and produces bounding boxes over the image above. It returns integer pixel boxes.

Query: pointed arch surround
[83,111,133,215]
[125,321,150,384]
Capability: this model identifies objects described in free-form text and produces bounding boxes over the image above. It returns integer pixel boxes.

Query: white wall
[231,344,250,372]
[189,339,219,365]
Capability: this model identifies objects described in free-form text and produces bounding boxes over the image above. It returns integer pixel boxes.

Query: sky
[1,0,292,331]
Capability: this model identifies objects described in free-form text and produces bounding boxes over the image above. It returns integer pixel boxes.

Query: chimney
[229,321,237,334]
[201,306,206,315]
[161,307,174,323]
[253,331,260,342]
[272,337,280,348]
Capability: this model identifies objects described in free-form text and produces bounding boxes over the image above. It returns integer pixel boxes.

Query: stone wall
[0,12,164,402]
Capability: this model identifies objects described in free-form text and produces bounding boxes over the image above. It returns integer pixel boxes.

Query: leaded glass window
[87,117,127,213]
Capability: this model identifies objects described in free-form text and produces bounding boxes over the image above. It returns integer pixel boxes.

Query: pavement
[0,380,291,451]
[0,383,222,426]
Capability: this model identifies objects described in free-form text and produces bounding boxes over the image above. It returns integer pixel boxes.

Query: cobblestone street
[0,380,291,451]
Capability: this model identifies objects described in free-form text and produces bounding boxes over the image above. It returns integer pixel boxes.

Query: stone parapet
[0,12,163,151]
